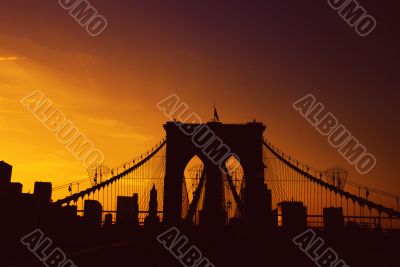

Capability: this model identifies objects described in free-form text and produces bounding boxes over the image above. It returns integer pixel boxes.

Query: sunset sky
[0,0,399,201]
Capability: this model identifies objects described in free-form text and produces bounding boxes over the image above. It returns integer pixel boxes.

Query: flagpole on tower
[213,101,220,122]
[213,101,216,122]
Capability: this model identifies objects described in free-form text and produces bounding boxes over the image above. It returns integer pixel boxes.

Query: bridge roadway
[10,227,400,267]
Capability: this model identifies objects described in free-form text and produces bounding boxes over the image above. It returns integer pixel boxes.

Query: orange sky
[0,0,399,201]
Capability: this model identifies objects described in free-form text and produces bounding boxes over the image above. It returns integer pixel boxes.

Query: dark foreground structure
[1,121,399,266]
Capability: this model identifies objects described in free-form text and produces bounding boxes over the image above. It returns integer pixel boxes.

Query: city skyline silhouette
[1,1,399,266]
[1,120,400,266]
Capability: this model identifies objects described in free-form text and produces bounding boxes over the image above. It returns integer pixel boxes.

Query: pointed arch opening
[224,155,245,220]
[182,155,205,223]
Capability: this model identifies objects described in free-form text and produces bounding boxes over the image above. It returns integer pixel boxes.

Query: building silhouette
[144,185,160,226]
[33,182,52,205]
[0,161,12,185]
[324,207,345,232]
[277,201,307,231]
[116,194,139,227]
[84,200,103,228]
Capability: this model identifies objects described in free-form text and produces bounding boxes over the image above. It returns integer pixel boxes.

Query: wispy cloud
[77,116,154,142]
[0,56,26,61]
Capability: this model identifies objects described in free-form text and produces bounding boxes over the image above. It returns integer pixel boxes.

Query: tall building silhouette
[145,185,160,226]
[84,200,102,228]
[33,182,52,205]
[0,161,12,186]
[116,194,139,227]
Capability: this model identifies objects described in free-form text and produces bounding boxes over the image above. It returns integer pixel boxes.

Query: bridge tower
[163,121,271,228]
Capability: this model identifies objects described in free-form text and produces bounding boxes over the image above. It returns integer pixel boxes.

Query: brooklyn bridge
[1,121,399,266]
